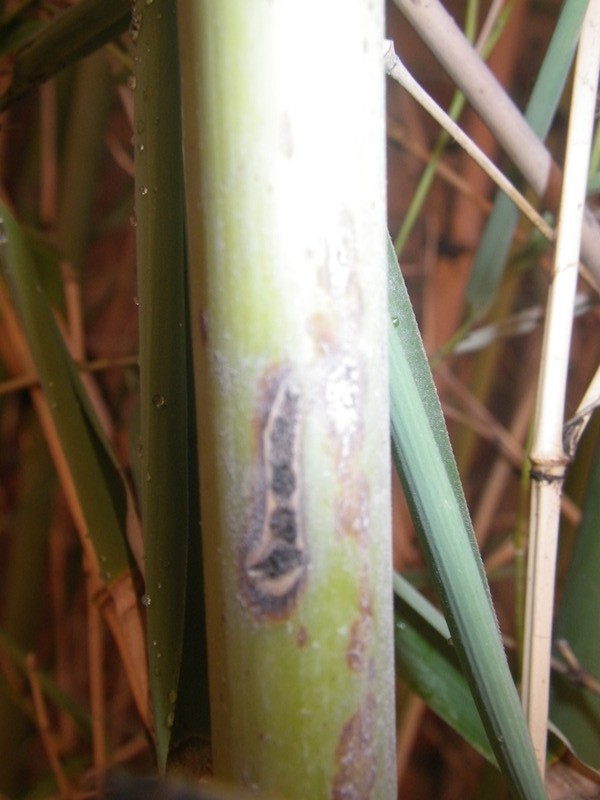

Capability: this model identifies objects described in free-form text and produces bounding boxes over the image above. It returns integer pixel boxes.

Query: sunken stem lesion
[239,363,308,621]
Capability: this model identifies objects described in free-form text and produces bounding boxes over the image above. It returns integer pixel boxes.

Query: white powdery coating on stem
[325,357,362,458]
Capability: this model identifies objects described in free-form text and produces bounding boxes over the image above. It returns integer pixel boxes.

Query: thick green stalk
[177,2,395,797]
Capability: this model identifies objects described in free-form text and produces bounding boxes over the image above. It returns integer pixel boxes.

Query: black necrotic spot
[253,545,304,579]
[269,506,297,543]
[270,462,296,498]
[269,393,298,465]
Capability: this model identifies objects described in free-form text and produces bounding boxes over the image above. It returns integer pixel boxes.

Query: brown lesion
[198,308,209,346]
[331,692,377,800]
[335,473,370,545]
[307,311,337,357]
[346,588,373,674]
[238,363,308,622]
[296,624,309,648]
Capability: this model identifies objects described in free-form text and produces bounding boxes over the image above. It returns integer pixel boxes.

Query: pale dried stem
[563,364,600,459]
[53,268,117,439]
[49,511,79,751]
[438,365,581,531]
[554,639,600,696]
[522,0,600,774]
[0,355,138,396]
[484,539,517,574]
[0,281,91,540]
[449,0,527,253]
[438,364,527,470]
[476,0,506,47]
[387,120,493,217]
[471,356,538,544]
[109,735,149,766]
[392,0,600,284]
[384,40,554,243]
[52,270,144,574]
[441,401,582,531]
[94,577,150,732]
[86,564,107,779]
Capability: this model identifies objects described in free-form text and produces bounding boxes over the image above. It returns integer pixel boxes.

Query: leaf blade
[388,236,545,798]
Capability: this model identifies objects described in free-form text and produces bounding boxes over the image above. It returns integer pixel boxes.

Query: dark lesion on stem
[238,363,308,621]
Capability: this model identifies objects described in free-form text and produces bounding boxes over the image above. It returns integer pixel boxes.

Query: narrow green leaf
[466,0,588,316]
[587,172,600,195]
[0,202,129,583]
[133,0,207,771]
[0,1,40,58]
[56,50,113,270]
[388,236,546,798]
[393,573,495,764]
[393,1,513,257]
[0,201,150,730]
[550,435,600,770]
[0,0,130,111]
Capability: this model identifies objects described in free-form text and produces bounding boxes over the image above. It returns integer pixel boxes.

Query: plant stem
[177,2,396,796]
[392,0,600,285]
[522,0,600,774]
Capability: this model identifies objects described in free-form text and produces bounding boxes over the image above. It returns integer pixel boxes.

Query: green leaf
[0,202,129,582]
[133,0,208,770]
[466,0,588,317]
[587,172,600,195]
[0,3,40,59]
[0,200,150,729]
[393,573,495,764]
[550,432,600,770]
[387,235,545,798]
[0,0,130,112]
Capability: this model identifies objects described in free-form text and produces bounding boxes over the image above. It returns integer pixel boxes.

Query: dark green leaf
[0,0,130,111]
